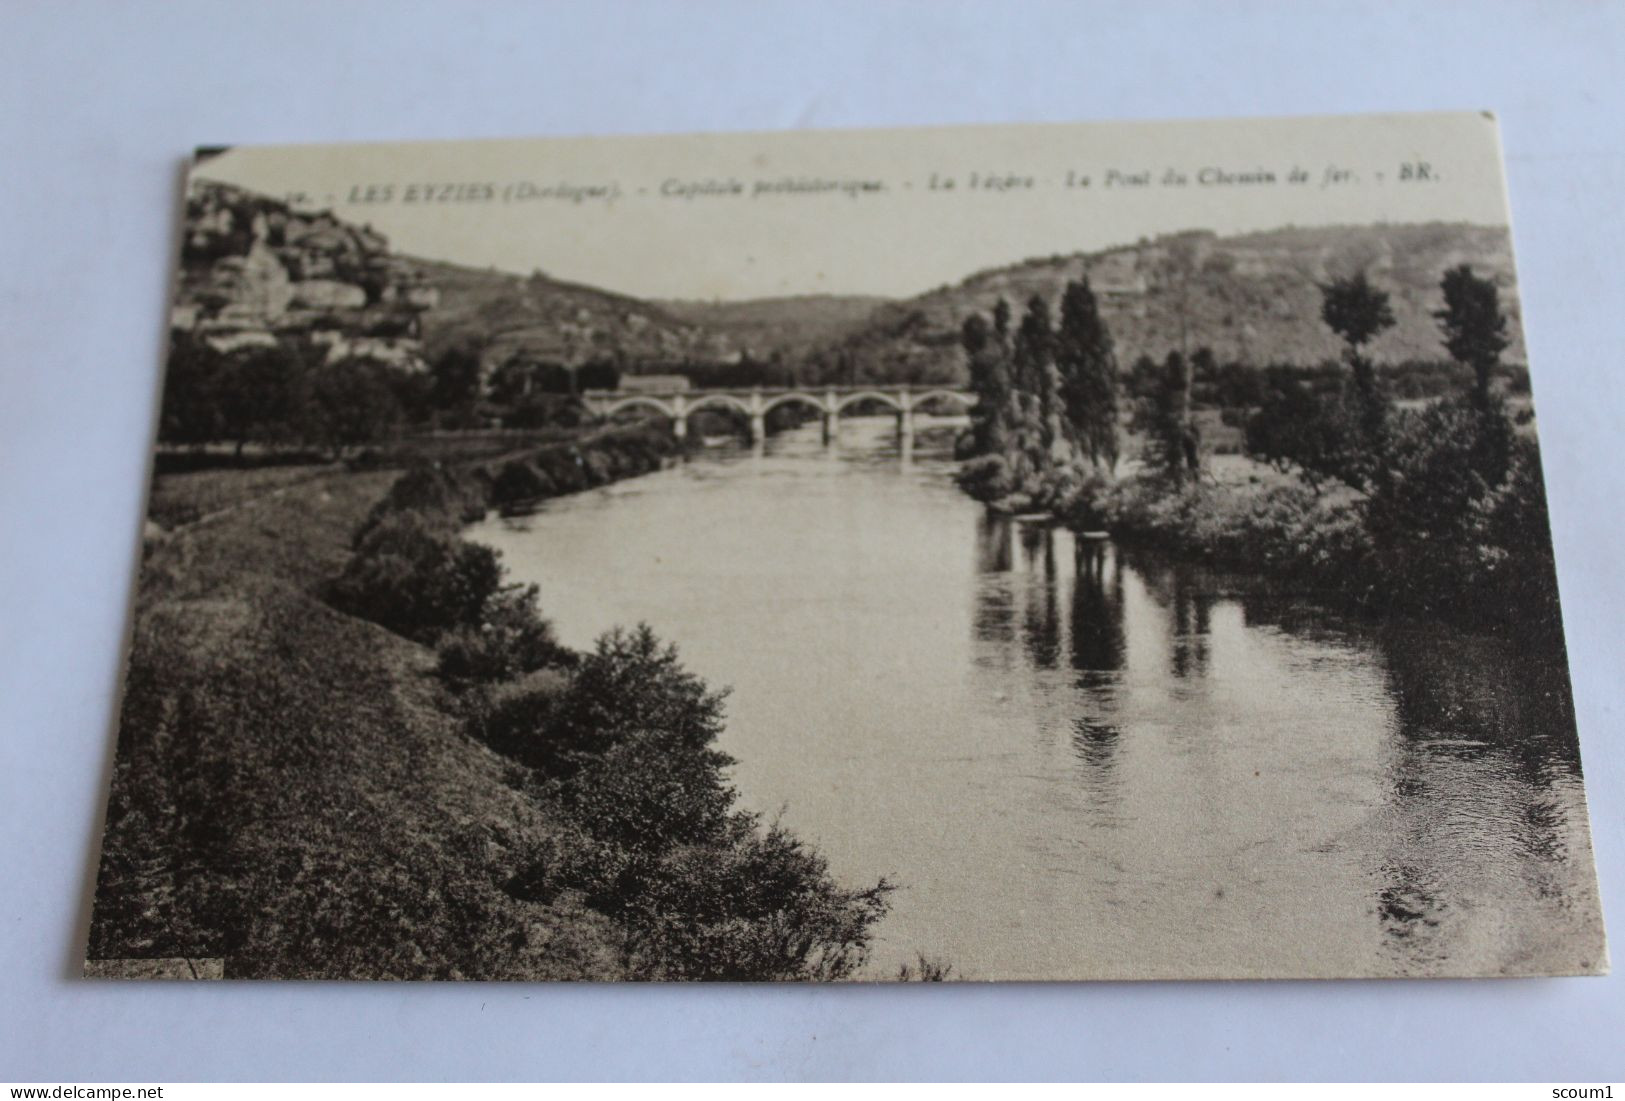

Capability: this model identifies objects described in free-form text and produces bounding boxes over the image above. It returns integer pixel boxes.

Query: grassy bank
[92,424,892,980]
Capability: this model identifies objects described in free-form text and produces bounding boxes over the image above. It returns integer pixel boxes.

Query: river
[467,416,1606,980]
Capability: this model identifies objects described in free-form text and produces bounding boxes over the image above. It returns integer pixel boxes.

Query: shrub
[328,509,503,643]
[617,823,893,981]
[355,463,488,544]
[467,670,571,770]
[1052,471,1114,531]
[480,625,894,980]
[556,735,736,856]
[435,584,573,685]
[955,453,1015,502]
[491,459,554,507]
[1245,375,1372,491]
[581,449,615,486]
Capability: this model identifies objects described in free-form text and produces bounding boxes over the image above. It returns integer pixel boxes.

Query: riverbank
[91,423,893,980]
[959,444,1565,644]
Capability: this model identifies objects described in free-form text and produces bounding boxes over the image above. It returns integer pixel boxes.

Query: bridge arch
[684,393,754,418]
[834,390,906,415]
[602,395,677,420]
[761,392,830,417]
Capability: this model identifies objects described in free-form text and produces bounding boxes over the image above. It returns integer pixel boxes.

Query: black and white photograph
[82,114,1606,982]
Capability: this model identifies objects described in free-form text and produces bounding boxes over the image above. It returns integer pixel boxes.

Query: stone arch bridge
[580,385,976,443]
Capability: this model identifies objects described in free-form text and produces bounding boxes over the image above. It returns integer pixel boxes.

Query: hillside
[409,258,738,369]
[91,471,622,978]
[169,180,742,378]
[171,183,1525,391]
[833,223,1526,383]
[655,294,888,357]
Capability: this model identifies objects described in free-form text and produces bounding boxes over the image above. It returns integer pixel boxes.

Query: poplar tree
[1012,295,1059,470]
[1055,279,1120,470]
[961,313,1010,456]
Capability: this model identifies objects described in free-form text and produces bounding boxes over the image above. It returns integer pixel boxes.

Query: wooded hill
[654,295,888,358]
[409,258,739,369]
[174,180,1525,387]
[828,223,1526,384]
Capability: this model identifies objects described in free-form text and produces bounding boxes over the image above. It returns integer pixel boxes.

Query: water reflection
[471,419,1603,978]
[966,516,1600,976]
[1069,541,1126,683]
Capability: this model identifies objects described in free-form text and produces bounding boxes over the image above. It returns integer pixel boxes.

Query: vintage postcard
[87,113,1606,980]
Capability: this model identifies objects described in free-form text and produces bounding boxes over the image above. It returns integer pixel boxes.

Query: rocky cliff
[173,180,438,368]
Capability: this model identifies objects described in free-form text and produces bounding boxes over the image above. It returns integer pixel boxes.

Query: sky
[194,112,1514,301]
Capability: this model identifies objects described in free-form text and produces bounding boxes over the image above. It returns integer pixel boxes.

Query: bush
[480,625,894,980]
[1245,375,1372,491]
[466,670,571,770]
[541,625,730,772]
[616,823,893,981]
[328,509,503,643]
[491,459,554,507]
[955,453,1015,502]
[435,585,573,685]
[355,463,488,544]
[1109,476,1376,594]
[1364,397,1554,625]
[556,735,736,856]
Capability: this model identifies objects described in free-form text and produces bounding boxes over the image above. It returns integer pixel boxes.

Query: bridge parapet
[579,384,974,442]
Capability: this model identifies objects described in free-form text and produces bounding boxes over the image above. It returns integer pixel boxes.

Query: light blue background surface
[1,0,1621,1082]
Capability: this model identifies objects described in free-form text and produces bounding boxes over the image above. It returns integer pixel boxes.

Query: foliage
[954,453,1016,503]
[616,823,893,981]
[960,314,1008,457]
[157,336,431,456]
[435,584,574,685]
[479,626,894,980]
[1136,351,1200,480]
[429,342,484,420]
[306,358,407,456]
[1055,279,1120,468]
[213,342,314,451]
[1319,272,1396,352]
[1108,476,1378,602]
[955,287,1122,509]
[1361,395,1542,622]
[1435,264,1509,402]
[159,333,228,445]
[1244,371,1373,491]
[356,462,489,542]
[327,509,504,644]
[1320,272,1397,453]
[486,425,678,509]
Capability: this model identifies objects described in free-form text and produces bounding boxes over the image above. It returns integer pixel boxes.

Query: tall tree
[1320,271,1396,453]
[1434,264,1516,486]
[1055,279,1120,470]
[429,341,484,423]
[992,297,1013,348]
[1012,295,1060,467]
[961,313,1010,457]
[1320,272,1395,390]
[1434,264,1509,406]
[1139,351,1200,481]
